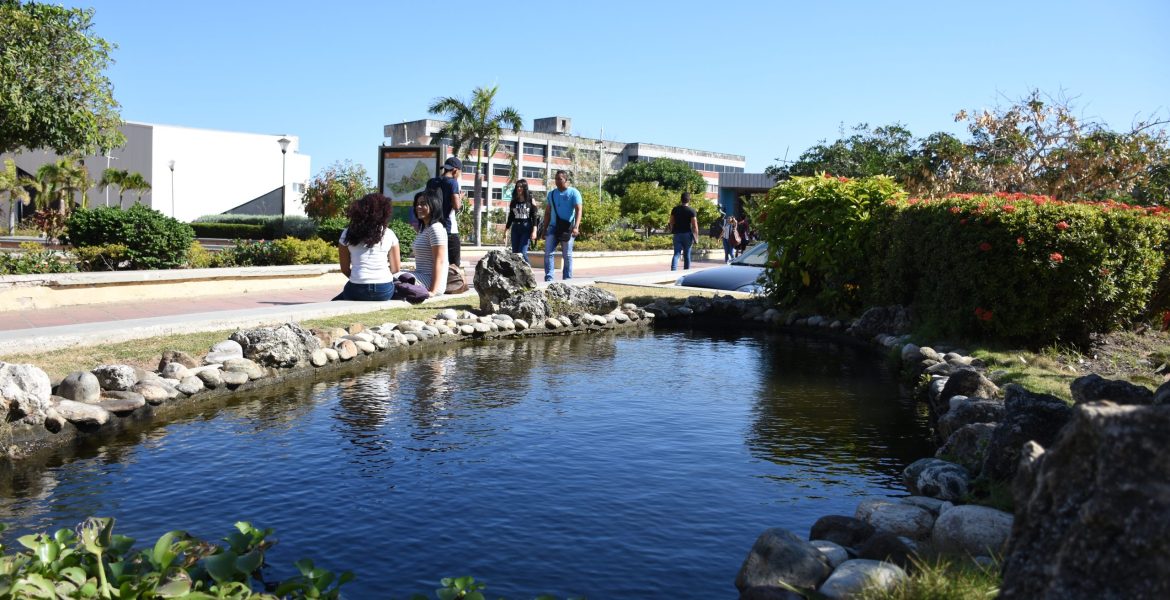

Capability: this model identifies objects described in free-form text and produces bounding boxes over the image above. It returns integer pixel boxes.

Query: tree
[1,159,31,234]
[765,123,915,182]
[576,185,620,238]
[603,158,706,198]
[27,158,88,215]
[100,168,129,203]
[120,172,151,204]
[301,160,373,220]
[0,1,124,155]
[428,85,522,246]
[620,182,675,236]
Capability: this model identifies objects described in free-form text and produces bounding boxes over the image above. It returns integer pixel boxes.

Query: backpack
[425,176,453,232]
[445,263,469,295]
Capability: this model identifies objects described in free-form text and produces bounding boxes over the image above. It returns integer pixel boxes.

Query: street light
[168,160,175,217]
[278,137,291,234]
[104,153,118,207]
[595,139,605,194]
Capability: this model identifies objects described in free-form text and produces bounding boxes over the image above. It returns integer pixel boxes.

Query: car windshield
[732,242,769,267]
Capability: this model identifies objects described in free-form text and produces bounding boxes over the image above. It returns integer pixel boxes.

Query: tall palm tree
[33,159,87,215]
[428,85,522,246]
[1,159,31,234]
[100,168,130,204]
[121,172,151,204]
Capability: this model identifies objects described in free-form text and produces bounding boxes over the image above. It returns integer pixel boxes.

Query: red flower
[974,307,994,322]
[950,206,962,214]
[978,242,992,252]
[1002,205,1016,213]
[1050,252,1064,262]
[1017,237,1025,246]
[1055,221,1070,231]
[838,176,849,182]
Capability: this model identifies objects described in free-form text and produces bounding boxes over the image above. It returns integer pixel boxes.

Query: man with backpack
[425,156,464,267]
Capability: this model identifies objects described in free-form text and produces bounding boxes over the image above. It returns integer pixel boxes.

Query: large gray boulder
[855,498,935,540]
[92,364,138,391]
[544,283,618,318]
[936,422,996,475]
[736,528,832,596]
[1070,373,1154,405]
[981,384,1073,482]
[57,371,101,403]
[229,322,320,369]
[937,396,1004,442]
[809,515,875,548]
[1000,401,1170,599]
[936,369,999,415]
[817,559,907,599]
[474,250,538,313]
[0,362,53,424]
[498,290,550,324]
[931,504,1013,557]
[847,305,912,338]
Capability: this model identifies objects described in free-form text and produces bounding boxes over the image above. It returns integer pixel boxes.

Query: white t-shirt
[411,222,447,292]
[340,227,399,284]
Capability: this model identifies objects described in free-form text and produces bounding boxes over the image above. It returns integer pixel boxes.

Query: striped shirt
[410,222,447,292]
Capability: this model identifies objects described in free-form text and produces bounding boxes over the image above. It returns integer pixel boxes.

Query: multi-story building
[383,116,745,211]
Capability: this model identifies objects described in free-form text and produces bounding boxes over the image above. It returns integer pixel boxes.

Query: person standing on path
[504,178,538,264]
[431,156,464,268]
[542,170,583,282]
[722,216,739,263]
[669,192,700,271]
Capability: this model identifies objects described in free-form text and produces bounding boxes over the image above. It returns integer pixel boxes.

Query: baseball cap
[443,156,462,171]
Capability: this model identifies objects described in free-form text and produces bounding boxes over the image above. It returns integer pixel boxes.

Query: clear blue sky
[66,0,1169,179]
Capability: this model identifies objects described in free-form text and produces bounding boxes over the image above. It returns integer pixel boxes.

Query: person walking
[721,215,738,263]
[736,215,750,257]
[429,156,464,268]
[408,190,449,296]
[504,178,538,264]
[542,170,583,282]
[669,192,700,271]
[332,193,401,301]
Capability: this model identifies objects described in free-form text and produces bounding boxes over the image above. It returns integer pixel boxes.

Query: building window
[522,166,545,179]
[707,184,718,194]
[550,145,570,158]
[522,142,546,157]
[491,188,502,200]
[492,163,512,176]
[463,161,486,175]
[461,186,475,197]
[498,140,517,155]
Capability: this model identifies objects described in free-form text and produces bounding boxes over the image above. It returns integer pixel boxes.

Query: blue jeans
[722,237,735,262]
[510,223,533,264]
[544,233,574,281]
[332,281,394,301]
[671,232,695,270]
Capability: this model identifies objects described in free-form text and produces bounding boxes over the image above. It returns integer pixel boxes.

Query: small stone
[545,318,561,329]
[176,376,205,396]
[334,339,357,360]
[54,399,110,427]
[818,559,907,599]
[220,370,250,387]
[354,340,377,354]
[347,323,365,334]
[196,368,224,389]
[57,371,101,403]
[438,308,459,321]
[473,323,491,334]
[558,316,572,327]
[222,357,265,380]
[459,324,475,335]
[322,348,340,362]
[97,392,146,415]
[810,540,849,569]
[131,382,170,405]
[310,349,329,367]
[159,362,191,380]
[515,319,529,331]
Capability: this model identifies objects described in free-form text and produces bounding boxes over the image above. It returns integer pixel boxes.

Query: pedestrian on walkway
[736,216,750,257]
[408,190,449,296]
[542,170,583,282]
[332,193,401,301]
[669,192,699,271]
[721,216,738,263]
[426,156,463,267]
[504,178,538,264]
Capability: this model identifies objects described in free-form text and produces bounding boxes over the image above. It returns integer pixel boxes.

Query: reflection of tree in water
[743,331,933,486]
[330,365,404,460]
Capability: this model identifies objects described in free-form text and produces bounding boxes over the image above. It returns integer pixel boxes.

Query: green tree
[577,185,620,238]
[301,160,373,220]
[603,158,706,198]
[620,182,675,236]
[28,158,88,215]
[99,168,129,203]
[1,159,31,234]
[0,1,124,155]
[766,123,915,182]
[120,172,151,204]
[428,85,523,246]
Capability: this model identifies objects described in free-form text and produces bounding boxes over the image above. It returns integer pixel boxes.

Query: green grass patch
[858,556,1000,600]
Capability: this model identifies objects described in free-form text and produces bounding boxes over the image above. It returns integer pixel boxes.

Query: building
[2,121,310,225]
[383,116,744,210]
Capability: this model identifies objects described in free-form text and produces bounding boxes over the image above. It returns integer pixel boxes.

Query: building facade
[383,116,744,210]
[2,122,310,225]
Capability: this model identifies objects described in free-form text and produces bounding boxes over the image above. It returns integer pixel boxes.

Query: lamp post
[104,153,118,207]
[167,160,175,218]
[278,137,291,234]
[595,139,605,194]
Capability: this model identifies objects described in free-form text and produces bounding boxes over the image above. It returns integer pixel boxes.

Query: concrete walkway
[0,257,716,355]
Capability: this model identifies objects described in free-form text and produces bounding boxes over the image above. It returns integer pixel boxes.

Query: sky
[62,0,1170,180]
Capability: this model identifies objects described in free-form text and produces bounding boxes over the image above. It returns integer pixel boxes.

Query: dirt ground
[1065,327,1170,385]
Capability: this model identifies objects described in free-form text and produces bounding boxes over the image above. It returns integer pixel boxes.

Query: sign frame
[377,145,442,207]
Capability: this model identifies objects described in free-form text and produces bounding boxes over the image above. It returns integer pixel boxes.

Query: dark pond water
[0,328,931,599]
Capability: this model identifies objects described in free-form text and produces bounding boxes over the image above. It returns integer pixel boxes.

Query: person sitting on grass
[332,193,400,301]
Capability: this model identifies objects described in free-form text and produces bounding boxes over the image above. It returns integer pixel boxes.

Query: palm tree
[428,85,522,246]
[121,172,151,204]
[0,159,31,234]
[33,158,88,215]
[100,168,130,204]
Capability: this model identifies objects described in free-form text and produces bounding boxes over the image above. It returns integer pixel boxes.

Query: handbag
[445,264,469,295]
[554,216,573,243]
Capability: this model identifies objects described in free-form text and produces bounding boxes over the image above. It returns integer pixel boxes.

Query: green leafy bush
[216,239,284,267]
[73,243,130,271]
[577,186,620,238]
[187,241,226,269]
[315,217,347,245]
[750,174,906,313]
[272,237,338,265]
[64,205,195,270]
[0,519,350,599]
[389,219,416,258]
[190,222,265,240]
[0,242,75,275]
[867,194,1170,343]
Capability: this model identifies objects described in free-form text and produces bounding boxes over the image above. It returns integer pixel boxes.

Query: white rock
[322,348,340,362]
[53,399,110,426]
[931,505,1013,557]
[310,349,329,367]
[818,559,907,599]
[459,324,475,335]
[855,498,935,540]
[354,340,376,354]
[159,362,191,380]
[811,540,849,569]
[176,376,204,396]
[514,319,529,331]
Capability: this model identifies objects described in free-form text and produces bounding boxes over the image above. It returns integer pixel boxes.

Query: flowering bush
[867,192,1170,343]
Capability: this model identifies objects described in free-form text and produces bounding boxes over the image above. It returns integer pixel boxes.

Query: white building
[383,116,744,209]
[2,121,310,224]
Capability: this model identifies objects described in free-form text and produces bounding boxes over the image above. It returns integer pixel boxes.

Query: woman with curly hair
[332,193,401,301]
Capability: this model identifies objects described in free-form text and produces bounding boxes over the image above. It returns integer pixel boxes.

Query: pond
[0,328,932,598]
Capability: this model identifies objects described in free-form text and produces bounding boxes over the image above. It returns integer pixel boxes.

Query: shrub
[192,215,317,240]
[0,242,75,274]
[388,219,416,258]
[272,237,338,265]
[216,239,284,267]
[867,194,1170,344]
[64,205,195,270]
[750,174,906,313]
[578,186,620,238]
[190,222,265,240]
[73,243,130,271]
[315,217,347,245]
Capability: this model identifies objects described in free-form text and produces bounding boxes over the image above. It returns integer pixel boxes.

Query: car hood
[676,265,765,291]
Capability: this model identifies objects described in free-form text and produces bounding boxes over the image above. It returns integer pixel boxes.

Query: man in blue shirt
[542,169,583,282]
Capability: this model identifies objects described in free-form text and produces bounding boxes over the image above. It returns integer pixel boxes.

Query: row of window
[460,186,549,201]
[628,155,745,173]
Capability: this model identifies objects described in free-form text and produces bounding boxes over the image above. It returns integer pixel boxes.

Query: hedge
[190,222,266,240]
[64,206,195,270]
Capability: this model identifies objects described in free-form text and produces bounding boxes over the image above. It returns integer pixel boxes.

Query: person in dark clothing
[736,216,750,257]
[668,192,700,271]
[504,179,538,264]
